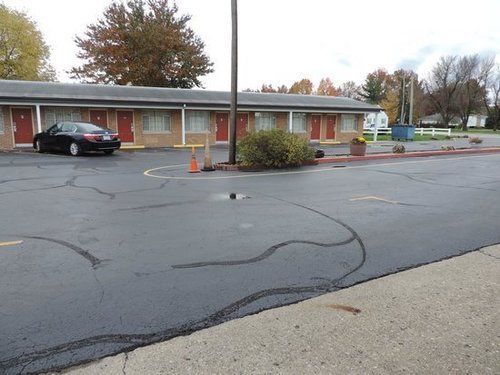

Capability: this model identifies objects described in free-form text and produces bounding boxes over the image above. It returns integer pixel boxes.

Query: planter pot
[391,125,415,141]
[350,143,367,156]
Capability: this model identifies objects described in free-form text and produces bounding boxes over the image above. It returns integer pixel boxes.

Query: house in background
[466,114,487,128]
[364,111,388,129]
[0,80,381,150]
[418,113,487,128]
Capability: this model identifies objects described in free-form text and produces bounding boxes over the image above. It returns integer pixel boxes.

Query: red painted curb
[316,147,500,164]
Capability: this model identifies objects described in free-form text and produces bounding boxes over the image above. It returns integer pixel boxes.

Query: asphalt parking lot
[1,149,500,374]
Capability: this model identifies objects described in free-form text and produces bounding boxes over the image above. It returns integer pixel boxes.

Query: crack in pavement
[349,195,426,207]
[0,174,170,199]
[478,249,500,260]
[67,176,116,199]
[372,169,498,192]
[0,198,367,374]
[21,236,102,267]
[0,184,68,195]
[116,198,207,212]
[172,236,356,268]
[122,352,128,375]
[0,176,55,185]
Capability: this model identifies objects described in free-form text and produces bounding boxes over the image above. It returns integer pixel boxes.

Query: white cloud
[3,0,499,89]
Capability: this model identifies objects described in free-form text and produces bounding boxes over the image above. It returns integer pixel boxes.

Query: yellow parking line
[0,240,23,247]
[143,153,500,181]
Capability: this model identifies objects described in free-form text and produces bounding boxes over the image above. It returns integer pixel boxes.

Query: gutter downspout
[289,111,293,132]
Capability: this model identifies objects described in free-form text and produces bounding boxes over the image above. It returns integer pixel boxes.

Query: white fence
[364,127,451,140]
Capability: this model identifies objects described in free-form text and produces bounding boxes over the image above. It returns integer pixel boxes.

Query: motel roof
[0,80,382,113]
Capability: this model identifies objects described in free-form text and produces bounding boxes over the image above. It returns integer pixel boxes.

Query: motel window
[142,110,171,133]
[341,114,358,132]
[186,110,210,133]
[0,107,4,134]
[292,113,307,133]
[45,108,82,126]
[255,112,276,131]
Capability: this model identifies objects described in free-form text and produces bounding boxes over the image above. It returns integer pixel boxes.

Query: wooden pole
[409,76,414,125]
[400,76,405,124]
[228,0,238,164]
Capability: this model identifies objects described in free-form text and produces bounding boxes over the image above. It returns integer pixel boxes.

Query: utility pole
[409,76,414,125]
[228,0,238,164]
[400,76,405,124]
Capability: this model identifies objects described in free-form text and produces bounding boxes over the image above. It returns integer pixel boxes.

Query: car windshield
[74,123,111,133]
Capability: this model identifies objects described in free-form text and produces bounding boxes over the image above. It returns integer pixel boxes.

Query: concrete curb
[316,146,500,164]
[63,245,500,375]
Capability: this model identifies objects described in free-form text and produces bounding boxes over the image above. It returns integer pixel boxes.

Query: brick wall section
[0,106,14,150]
[246,112,255,132]
[107,109,117,131]
[305,114,317,142]
[0,106,367,150]
[276,113,288,131]
[334,114,364,143]
[81,108,90,122]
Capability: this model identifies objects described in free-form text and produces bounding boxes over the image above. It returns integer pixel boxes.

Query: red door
[12,108,34,144]
[326,115,336,140]
[117,111,134,143]
[216,113,228,142]
[90,110,108,127]
[237,113,247,139]
[311,115,321,140]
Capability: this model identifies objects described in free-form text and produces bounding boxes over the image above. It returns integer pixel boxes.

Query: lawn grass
[364,134,449,142]
[451,128,499,134]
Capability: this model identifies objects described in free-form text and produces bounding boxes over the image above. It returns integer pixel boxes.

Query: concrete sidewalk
[63,245,500,375]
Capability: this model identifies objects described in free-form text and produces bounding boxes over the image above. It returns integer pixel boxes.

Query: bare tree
[424,56,463,127]
[454,55,494,130]
[339,81,361,100]
[484,65,500,131]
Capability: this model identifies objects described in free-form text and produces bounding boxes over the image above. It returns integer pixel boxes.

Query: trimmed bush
[237,129,315,168]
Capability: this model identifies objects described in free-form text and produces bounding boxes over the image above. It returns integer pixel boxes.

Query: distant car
[33,122,121,156]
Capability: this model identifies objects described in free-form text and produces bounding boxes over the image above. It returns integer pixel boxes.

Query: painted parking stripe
[0,240,23,247]
[144,153,500,181]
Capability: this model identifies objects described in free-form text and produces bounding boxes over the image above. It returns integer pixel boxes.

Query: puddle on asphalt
[229,193,250,200]
[209,193,251,201]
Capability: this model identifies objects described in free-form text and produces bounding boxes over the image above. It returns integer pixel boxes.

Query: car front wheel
[69,142,82,156]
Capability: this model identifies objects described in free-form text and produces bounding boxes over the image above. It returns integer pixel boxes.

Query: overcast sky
[3,0,500,90]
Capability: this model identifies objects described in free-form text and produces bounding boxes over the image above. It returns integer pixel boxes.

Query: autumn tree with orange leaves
[289,78,314,94]
[316,77,341,96]
[71,0,213,88]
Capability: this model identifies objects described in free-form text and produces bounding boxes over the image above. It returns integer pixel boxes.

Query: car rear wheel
[69,142,82,156]
[35,139,45,153]
[103,150,114,155]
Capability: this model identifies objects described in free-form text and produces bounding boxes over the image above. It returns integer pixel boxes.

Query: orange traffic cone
[189,146,201,173]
